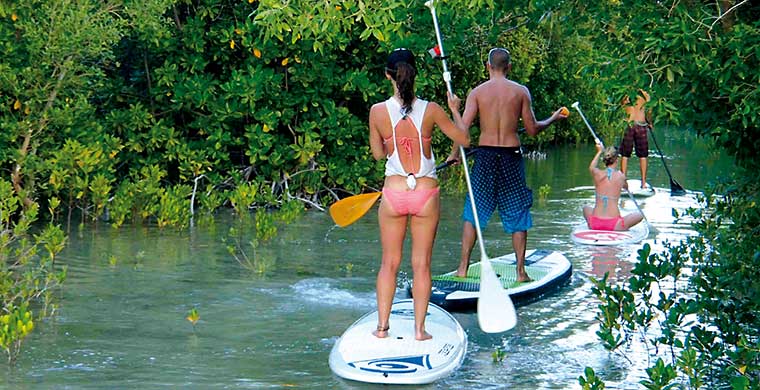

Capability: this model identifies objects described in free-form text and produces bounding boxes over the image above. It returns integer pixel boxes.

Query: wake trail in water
[290,278,376,309]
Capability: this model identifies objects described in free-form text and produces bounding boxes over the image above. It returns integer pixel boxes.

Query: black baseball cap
[386,48,416,73]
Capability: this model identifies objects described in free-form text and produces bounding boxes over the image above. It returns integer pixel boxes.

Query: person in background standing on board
[584,142,643,231]
[619,89,652,189]
[446,47,567,282]
[369,48,470,341]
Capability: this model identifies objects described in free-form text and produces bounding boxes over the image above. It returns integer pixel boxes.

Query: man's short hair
[487,48,510,72]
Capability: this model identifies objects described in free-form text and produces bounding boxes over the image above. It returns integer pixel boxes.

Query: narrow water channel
[1,128,733,389]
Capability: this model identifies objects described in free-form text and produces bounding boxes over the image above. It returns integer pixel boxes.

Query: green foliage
[0,304,34,363]
[491,347,506,363]
[1,0,756,229]
[186,307,199,329]
[224,200,303,274]
[228,181,259,217]
[108,165,166,228]
[0,0,591,229]
[46,139,115,226]
[0,178,66,363]
[587,175,760,388]
[157,184,192,228]
[578,367,606,390]
[537,184,551,204]
[563,3,760,386]
[565,0,760,164]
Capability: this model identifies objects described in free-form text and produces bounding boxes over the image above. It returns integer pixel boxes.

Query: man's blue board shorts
[462,146,533,233]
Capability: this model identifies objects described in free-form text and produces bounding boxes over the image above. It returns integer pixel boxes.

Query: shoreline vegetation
[1,0,757,387]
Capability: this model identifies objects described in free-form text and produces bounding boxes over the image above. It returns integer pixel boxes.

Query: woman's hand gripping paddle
[328,158,462,227]
[571,101,655,234]
[426,0,516,333]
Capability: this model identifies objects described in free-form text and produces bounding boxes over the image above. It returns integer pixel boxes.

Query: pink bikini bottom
[382,187,440,216]
[588,215,625,231]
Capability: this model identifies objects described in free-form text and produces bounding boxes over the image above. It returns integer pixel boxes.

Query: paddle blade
[670,180,686,196]
[329,192,382,227]
[477,258,517,333]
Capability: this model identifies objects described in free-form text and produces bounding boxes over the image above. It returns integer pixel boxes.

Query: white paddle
[571,101,654,233]
[425,0,517,333]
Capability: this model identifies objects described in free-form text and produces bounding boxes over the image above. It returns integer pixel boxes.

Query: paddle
[328,157,464,227]
[571,102,655,233]
[648,126,686,196]
[426,0,517,333]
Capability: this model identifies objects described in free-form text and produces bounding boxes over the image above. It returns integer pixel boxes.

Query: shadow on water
[2,128,733,389]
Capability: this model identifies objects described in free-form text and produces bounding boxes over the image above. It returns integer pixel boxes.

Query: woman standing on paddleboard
[368,48,469,341]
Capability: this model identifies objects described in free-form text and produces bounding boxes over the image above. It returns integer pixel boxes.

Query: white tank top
[383,97,437,189]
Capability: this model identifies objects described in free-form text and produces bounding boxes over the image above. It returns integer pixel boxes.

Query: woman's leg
[622,212,644,230]
[409,193,440,341]
[374,198,408,338]
[583,205,593,227]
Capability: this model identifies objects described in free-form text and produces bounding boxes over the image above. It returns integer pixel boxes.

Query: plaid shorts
[619,123,649,158]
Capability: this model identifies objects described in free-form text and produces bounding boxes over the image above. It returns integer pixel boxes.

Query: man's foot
[372,324,389,338]
[641,182,648,189]
[516,272,533,283]
[415,331,432,341]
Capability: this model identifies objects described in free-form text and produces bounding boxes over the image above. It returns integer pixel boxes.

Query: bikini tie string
[406,174,417,190]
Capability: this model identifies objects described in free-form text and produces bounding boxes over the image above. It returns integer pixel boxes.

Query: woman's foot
[372,324,389,338]
[415,330,432,341]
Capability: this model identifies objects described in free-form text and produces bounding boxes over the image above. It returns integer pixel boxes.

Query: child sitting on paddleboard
[583,143,643,231]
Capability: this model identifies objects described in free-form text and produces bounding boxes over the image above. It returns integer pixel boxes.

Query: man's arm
[640,89,654,127]
[447,89,478,161]
[521,87,566,136]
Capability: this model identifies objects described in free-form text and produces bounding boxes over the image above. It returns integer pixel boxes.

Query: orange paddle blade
[329,192,382,227]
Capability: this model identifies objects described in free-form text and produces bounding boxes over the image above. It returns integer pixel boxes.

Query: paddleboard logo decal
[438,343,454,356]
[349,354,432,375]
[574,231,632,241]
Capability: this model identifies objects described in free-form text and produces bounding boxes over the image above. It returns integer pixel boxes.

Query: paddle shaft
[428,3,453,95]
[625,189,651,225]
[647,126,685,194]
[571,102,602,146]
[426,0,516,333]
[426,1,487,264]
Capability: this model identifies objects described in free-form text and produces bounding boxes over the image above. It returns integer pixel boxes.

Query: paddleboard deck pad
[329,299,466,384]
[571,222,649,246]
[411,249,572,312]
[627,179,655,197]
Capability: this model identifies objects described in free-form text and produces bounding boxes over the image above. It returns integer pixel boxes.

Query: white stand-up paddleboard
[627,179,655,197]
[571,222,650,246]
[329,299,466,385]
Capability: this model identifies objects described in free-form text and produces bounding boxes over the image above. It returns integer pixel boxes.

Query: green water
[1,129,733,389]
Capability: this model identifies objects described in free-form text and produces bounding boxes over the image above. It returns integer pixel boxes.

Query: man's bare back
[467,78,526,147]
[623,90,650,123]
[463,77,554,149]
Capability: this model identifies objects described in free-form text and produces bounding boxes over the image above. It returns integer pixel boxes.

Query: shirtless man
[448,48,567,281]
[620,90,652,188]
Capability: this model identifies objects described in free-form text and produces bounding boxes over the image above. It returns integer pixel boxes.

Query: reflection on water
[1,129,732,389]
